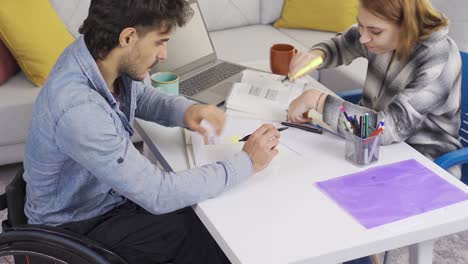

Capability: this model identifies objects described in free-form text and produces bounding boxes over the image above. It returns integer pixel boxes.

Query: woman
[288,0,462,178]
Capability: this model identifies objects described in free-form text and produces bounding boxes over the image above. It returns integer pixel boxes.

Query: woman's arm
[313,25,368,69]
[322,55,461,146]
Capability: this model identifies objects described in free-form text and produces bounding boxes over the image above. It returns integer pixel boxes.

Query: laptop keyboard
[180,62,245,96]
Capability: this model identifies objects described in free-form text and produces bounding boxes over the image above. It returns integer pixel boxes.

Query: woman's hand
[289,49,325,81]
[288,89,325,123]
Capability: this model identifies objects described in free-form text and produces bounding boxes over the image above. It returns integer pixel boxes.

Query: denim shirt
[24,37,253,226]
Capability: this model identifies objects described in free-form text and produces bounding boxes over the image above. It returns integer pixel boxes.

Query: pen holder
[344,132,381,167]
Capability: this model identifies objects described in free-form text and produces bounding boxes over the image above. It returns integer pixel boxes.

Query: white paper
[189,114,274,166]
[279,127,323,156]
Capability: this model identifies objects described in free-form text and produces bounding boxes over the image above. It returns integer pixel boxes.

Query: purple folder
[316,159,468,228]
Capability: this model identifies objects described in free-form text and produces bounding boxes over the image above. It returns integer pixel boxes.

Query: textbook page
[224,70,306,121]
[225,70,335,122]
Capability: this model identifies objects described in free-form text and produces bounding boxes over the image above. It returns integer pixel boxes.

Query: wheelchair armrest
[434,148,468,170]
[3,224,127,264]
[337,89,362,104]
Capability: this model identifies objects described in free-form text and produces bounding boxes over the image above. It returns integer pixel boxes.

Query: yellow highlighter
[283,56,324,82]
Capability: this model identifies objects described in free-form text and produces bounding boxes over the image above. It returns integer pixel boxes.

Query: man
[23,0,280,263]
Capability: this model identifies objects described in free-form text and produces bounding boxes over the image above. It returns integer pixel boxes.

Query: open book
[225,69,333,130]
[225,70,304,121]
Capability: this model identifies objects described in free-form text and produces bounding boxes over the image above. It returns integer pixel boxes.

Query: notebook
[152,0,245,106]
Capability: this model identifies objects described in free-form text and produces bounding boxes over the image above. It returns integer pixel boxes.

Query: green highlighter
[282,56,324,82]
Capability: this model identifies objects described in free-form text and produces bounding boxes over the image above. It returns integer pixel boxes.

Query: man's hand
[242,124,280,174]
[184,104,225,136]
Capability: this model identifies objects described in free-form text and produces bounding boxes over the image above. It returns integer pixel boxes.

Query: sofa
[0,0,467,166]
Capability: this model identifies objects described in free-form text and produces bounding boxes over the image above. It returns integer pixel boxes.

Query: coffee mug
[151,72,179,95]
[270,43,296,75]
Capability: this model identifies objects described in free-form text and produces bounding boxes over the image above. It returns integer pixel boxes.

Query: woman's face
[357,4,400,55]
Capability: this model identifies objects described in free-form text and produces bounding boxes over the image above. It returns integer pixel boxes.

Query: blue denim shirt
[24,37,253,226]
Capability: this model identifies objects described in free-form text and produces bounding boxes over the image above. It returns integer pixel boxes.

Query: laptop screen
[152,1,215,74]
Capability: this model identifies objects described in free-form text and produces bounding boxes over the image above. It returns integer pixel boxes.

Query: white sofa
[0,0,466,166]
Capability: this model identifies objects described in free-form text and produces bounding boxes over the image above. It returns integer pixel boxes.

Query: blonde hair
[360,0,448,61]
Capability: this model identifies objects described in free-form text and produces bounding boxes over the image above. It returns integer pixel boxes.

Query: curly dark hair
[79,0,193,60]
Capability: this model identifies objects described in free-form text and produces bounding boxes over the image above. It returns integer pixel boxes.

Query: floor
[1,161,468,264]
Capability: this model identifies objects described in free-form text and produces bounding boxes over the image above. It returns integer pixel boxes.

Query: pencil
[239,127,288,142]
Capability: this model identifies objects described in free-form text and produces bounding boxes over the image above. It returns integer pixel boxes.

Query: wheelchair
[0,167,128,264]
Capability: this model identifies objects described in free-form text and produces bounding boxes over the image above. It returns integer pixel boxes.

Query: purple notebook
[316,159,468,228]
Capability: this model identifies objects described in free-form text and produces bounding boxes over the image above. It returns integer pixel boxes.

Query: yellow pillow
[0,0,74,86]
[274,0,358,33]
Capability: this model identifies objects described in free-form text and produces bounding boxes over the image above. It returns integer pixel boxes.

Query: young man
[23,0,280,263]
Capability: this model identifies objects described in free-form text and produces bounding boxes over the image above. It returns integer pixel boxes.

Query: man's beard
[120,46,160,81]
[124,66,144,81]
[119,59,159,82]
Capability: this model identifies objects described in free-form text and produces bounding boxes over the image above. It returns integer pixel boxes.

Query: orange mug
[270,43,296,75]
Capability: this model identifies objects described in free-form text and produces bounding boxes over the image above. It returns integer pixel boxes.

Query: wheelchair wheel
[0,230,121,264]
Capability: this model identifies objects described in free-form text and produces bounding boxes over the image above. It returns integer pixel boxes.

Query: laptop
[152,0,246,106]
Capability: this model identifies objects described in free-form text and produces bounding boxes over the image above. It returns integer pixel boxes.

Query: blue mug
[150,72,179,95]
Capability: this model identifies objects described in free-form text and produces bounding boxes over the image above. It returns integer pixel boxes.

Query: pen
[340,105,350,123]
[359,116,364,138]
[238,126,289,142]
[364,113,369,138]
[377,120,385,130]
[348,115,355,129]
[369,127,384,137]
[343,120,351,132]
[282,56,324,82]
[280,121,323,134]
[354,115,359,136]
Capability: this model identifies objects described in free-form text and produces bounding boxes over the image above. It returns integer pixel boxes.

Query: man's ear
[119,27,138,47]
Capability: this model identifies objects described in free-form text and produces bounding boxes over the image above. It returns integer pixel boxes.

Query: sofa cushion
[49,0,91,38]
[198,0,261,31]
[209,25,307,64]
[278,28,336,47]
[432,0,468,52]
[0,0,74,86]
[0,73,40,146]
[0,39,19,85]
[274,0,358,33]
[260,0,284,25]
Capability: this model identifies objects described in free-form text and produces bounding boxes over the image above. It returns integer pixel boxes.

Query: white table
[136,118,468,264]
[135,65,468,264]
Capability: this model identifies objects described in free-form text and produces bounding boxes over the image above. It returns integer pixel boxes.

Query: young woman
[288,0,462,178]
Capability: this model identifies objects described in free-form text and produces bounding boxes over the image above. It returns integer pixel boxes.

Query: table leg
[408,239,434,264]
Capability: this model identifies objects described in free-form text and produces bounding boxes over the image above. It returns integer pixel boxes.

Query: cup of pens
[340,107,385,166]
[344,129,381,167]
